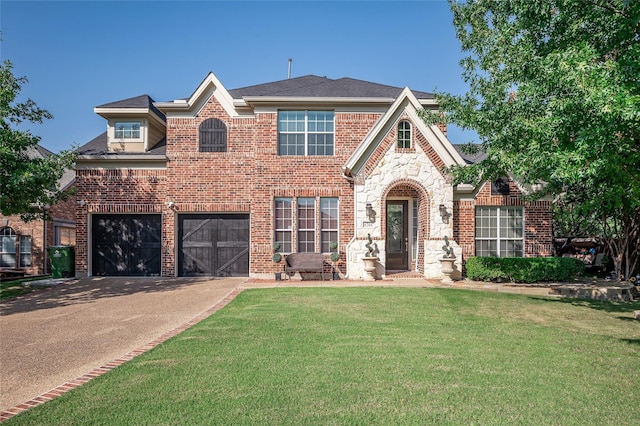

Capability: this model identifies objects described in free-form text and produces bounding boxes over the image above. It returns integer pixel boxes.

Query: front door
[386,200,409,270]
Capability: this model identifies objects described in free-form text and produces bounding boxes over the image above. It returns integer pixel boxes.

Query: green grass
[0,275,51,301]
[6,288,640,425]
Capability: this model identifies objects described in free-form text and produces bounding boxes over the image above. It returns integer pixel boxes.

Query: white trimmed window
[0,227,31,268]
[19,236,31,267]
[114,121,141,139]
[398,120,411,149]
[0,227,16,267]
[475,207,524,257]
[274,197,339,254]
[278,111,334,155]
[320,197,339,253]
[297,198,316,252]
[275,198,293,254]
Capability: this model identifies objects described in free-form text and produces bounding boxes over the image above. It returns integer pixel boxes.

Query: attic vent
[199,118,227,152]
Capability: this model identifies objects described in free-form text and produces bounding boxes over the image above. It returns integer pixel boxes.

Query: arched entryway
[381,179,430,274]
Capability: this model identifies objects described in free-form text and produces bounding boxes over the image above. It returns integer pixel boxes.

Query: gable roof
[452,144,487,164]
[77,132,167,156]
[343,87,466,178]
[229,75,434,100]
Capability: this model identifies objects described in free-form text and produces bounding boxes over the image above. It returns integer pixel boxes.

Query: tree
[421,0,640,279]
[1,60,76,221]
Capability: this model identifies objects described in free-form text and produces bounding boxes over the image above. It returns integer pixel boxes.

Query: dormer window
[114,121,141,139]
[398,120,411,149]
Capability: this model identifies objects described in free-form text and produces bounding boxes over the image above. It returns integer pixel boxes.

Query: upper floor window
[199,118,228,152]
[114,121,141,139]
[475,207,524,257]
[278,111,334,156]
[398,120,411,149]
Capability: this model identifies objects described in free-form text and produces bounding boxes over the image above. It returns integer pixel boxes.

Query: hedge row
[465,257,585,283]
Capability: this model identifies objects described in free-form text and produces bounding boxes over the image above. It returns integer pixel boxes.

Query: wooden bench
[285,253,325,281]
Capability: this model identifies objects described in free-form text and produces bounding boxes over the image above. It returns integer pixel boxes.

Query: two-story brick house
[75,72,552,279]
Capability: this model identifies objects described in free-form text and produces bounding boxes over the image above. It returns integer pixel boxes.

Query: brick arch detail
[381,178,431,274]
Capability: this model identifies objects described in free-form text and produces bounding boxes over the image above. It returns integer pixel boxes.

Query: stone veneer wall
[346,115,461,280]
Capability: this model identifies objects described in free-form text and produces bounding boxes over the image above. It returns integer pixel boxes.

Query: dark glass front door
[386,200,408,270]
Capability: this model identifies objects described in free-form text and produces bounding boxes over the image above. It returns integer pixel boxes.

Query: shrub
[466,257,585,283]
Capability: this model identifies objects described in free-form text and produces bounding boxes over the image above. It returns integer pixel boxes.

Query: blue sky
[1,0,475,154]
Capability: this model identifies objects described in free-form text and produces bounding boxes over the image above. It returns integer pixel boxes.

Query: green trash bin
[48,246,75,278]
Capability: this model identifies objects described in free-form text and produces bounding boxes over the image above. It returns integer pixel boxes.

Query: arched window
[398,120,411,149]
[0,227,17,268]
[199,118,227,152]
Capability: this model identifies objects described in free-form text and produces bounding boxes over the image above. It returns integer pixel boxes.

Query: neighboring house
[0,145,76,276]
[75,72,552,279]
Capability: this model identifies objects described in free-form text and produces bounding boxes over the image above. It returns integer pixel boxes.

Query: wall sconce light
[77,200,86,207]
[165,201,176,210]
[439,204,450,223]
[366,203,376,222]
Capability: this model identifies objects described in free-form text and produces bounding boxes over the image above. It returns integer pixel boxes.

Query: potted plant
[362,233,379,281]
[439,236,456,284]
[330,241,340,280]
[272,242,283,281]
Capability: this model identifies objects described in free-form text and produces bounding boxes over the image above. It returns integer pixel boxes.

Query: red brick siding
[0,188,75,275]
[455,181,553,262]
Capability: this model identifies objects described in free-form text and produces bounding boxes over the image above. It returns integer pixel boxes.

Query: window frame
[19,235,32,267]
[274,197,339,254]
[274,198,293,254]
[475,206,524,257]
[320,197,339,253]
[114,121,142,140]
[278,110,335,156]
[398,120,412,149]
[0,227,17,268]
[297,197,316,253]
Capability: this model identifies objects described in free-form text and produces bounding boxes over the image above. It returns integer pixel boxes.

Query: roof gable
[343,87,465,178]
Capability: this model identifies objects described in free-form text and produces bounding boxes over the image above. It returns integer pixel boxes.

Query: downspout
[43,213,48,275]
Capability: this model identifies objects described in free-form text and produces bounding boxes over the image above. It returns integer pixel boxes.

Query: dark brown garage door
[92,214,162,276]
[178,214,249,277]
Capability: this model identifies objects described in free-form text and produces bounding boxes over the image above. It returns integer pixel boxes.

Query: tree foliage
[0,60,76,221]
[422,0,640,278]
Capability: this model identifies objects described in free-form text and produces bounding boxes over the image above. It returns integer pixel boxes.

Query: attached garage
[92,214,162,276]
[178,214,249,277]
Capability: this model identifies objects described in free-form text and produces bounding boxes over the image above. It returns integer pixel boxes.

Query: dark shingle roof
[228,75,434,100]
[77,132,166,156]
[95,94,166,121]
[452,144,487,165]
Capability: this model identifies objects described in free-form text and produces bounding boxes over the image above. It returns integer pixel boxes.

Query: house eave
[93,108,166,127]
[241,96,438,108]
[75,155,167,170]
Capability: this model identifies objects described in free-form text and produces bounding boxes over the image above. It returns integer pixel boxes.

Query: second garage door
[178,214,249,277]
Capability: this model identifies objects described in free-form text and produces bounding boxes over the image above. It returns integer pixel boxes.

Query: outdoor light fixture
[439,204,450,223]
[366,203,376,222]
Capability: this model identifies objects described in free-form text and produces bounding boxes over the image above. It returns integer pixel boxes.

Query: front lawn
[0,276,51,301]
[6,288,640,425]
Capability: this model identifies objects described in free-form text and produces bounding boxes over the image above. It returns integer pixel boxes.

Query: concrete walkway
[1,275,632,420]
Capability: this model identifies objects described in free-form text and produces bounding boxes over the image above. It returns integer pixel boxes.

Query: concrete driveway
[0,276,245,412]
